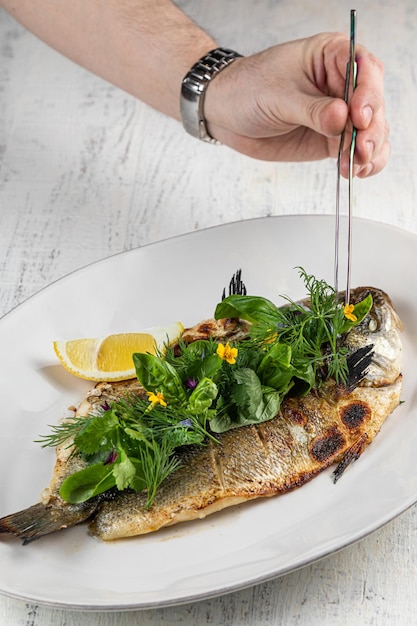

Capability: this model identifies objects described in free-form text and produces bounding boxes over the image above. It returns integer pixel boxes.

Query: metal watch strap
[180,47,243,144]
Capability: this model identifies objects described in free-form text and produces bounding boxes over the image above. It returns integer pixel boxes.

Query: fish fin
[332,433,369,483]
[222,269,247,300]
[345,345,375,391]
[0,500,98,545]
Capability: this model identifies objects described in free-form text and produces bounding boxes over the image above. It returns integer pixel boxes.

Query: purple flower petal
[178,418,193,428]
[104,450,118,465]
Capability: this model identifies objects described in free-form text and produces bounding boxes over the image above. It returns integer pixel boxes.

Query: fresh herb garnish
[41,268,372,507]
[214,267,372,385]
[39,395,212,508]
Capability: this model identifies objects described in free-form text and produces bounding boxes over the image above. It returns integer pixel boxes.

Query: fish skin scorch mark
[310,425,347,463]
[340,402,371,429]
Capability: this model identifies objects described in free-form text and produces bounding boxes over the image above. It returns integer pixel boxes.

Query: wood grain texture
[1,1,417,624]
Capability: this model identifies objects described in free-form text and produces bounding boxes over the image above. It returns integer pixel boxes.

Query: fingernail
[362,106,373,127]
[359,162,375,178]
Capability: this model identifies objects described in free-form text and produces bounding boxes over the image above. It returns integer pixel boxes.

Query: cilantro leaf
[74,411,118,455]
[112,449,136,491]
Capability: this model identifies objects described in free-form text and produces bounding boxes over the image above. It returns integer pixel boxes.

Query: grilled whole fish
[0,287,403,543]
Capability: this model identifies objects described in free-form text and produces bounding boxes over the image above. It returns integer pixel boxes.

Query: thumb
[290,93,348,138]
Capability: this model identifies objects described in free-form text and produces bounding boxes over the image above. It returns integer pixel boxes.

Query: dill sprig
[138,438,182,508]
[36,414,92,449]
[272,268,349,383]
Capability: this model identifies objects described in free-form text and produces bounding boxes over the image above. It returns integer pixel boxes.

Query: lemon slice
[53,322,184,381]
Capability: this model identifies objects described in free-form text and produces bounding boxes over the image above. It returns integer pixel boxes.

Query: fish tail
[0,499,98,545]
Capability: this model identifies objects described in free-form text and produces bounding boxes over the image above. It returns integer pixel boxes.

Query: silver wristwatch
[180,47,243,144]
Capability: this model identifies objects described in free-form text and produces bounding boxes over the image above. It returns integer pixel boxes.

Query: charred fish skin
[0,286,403,543]
[88,375,402,541]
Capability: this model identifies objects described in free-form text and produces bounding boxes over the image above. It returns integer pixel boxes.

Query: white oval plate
[0,215,415,610]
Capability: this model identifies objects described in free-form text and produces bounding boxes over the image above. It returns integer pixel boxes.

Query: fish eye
[368,318,378,332]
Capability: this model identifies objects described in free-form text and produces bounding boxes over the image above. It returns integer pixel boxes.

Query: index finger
[349,46,385,130]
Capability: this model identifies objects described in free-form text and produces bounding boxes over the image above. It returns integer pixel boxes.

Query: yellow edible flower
[147,391,167,407]
[343,303,357,322]
[216,341,238,365]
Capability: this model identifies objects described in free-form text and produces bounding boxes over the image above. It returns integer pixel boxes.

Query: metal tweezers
[334,9,358,305]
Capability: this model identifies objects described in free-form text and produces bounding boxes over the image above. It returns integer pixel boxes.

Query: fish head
[343,287,403,386]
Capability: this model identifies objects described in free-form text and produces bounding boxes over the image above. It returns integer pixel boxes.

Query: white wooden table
[1,1,416,624]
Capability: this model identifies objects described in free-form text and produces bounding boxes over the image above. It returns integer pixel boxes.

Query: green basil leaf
[259,388,281,422]
[187,377,218,414]
[210,369,280,433]
[59,462,116,503]
[192,354,223,382]
[291,359,316,390]
[214,295,280,325]
[183,340,216,359]
[181,341,223,382]
[208,405,237,434]
[340,294,373,334]
[257,343,293,391]
[133,353,187,404]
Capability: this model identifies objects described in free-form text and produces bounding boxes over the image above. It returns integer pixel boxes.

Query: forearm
[0,0,216,120]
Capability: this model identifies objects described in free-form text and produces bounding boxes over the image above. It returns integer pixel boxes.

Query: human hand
[204,33,389,177]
